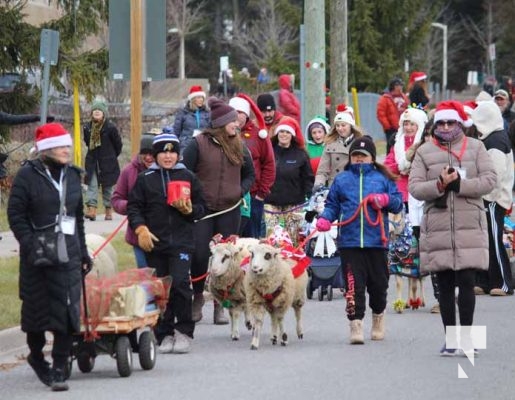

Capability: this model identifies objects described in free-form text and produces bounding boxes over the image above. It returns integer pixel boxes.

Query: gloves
[368,193,389,210]
[316,218,332,232]
[135,225,159,252]
[82,255,93,276]
[446,173,461,193]
[171,198,193,215]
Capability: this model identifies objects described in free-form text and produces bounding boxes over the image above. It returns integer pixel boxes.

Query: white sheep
[208,237,259,340]
[85,233,117,278]
[244,242,308,350]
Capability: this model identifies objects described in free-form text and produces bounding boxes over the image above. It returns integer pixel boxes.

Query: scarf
[90,120,104,150]
[434,124,463,143]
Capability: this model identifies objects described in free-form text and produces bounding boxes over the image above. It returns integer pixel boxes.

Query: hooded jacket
[278,74,300,123]
[305,117,330,174]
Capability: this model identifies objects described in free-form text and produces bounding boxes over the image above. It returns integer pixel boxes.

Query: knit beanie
[208,97,238,128]
[152,133,180,157]
[256,93,276,111]
[91,100,108,117]
[333,103,355,127]
[349,135,376,161]
[471,101,504,139]
[140,134,155,154]
[35,123,73,152]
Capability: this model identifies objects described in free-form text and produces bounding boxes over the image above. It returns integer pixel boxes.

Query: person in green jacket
[305,116,330,174]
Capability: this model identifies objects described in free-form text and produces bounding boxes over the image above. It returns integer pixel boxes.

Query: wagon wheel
[115,336,133,377]
[327,285,333,301]
[317,285,324,301]
[77,352,95,373]
[138,331,157,370]
[306,276,313,299]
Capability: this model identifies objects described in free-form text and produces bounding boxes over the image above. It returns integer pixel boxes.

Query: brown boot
[192,293,205,322]
[213,301,229,325]
[371,313,385,340]
[105,207,113,221]
[85,206,96,221]
[349,319,364,344]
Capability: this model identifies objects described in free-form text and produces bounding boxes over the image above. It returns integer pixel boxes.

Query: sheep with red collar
[208,237,259,340]
[244,242,308,350]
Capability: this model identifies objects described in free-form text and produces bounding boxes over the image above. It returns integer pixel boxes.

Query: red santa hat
[333,103,355,126]
[434,100,473,128]
[408,71,427,86]
[187,85,206,101]
[462,100,477,117]
[35,123,73,151]
[274,116,305,149]
[230,93,268,139]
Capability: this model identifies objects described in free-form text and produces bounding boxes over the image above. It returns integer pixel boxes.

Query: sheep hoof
[298,333,303,339]
[232,336,239,341]
[245,321,253,330]
[250,345,258,350]
[271,336,277,345]
[281,333,288,346]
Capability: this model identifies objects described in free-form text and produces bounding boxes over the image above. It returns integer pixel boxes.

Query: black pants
[340,248,389,320]
[436,269,476,330]
[242,197,265,239]
[27,331,73,370]
[412,225,439,300]
[477,201,513,293]
[147,251,194,341]
[191,207,241,294]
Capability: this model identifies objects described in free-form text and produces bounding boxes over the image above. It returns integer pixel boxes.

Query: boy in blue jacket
[317,136,402,344]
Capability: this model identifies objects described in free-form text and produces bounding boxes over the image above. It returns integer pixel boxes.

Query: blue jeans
[133,246,148,268]
[85,170,114,208]
[243,197,264,239]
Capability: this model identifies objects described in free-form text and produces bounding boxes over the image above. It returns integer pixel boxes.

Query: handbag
[31,171,70,267]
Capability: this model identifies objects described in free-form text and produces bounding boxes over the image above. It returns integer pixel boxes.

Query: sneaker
[158,335,175,354]
[474,286,486,295]
[172,332,191,354]
[27,355,52,387]
[430,303,440,314]
[440,345,457,357]
[458,348,479,357]
[50,368,69,392]
[489,288,507,296]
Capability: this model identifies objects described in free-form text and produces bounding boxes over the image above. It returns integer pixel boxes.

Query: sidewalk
[0,212,127,366]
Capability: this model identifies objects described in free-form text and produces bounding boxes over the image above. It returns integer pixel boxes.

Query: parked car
[0,73,21,94]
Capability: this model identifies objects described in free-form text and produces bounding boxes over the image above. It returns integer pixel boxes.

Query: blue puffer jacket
[173,105,210,152]
[319,163,403,249]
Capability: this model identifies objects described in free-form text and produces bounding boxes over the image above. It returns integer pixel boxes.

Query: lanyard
[433,135,468,166]
[45,168,64,199]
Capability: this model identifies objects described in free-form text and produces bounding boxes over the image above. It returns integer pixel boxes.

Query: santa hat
[229,93,268,139]
[462,101,477,118]
[333,103,355,126]
[274,116,305,149]
[187,85,206,101]
[35,123,73,152]
[398,107,429,144]
[408,71,427,86]
[434,100,473,128]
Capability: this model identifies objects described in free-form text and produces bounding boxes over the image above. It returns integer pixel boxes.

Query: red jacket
[278,74,301,123]
[376,92,408,131]
[241,119,276,199]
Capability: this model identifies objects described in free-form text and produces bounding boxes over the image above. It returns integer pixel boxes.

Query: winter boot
[85,206,97,221]
[192,293,205,323]
[51,368,69,392]
[371,313,385,340]
[213,301,229,325]
[27,354,52,387]
[105,207,113,221]
[349,319,364,344]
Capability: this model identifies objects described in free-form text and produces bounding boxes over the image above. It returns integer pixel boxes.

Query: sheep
[85,233,117,278]
[244,242,308,350]
[208,237,259,340]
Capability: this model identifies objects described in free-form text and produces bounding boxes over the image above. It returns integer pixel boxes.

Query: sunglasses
[435,120,458,128]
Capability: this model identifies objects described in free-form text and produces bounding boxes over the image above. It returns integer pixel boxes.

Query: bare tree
[230,0,299,72]
[167,0,207,79]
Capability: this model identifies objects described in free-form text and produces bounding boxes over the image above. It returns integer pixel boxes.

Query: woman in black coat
[83,100,122,221]
[8,123,91,391]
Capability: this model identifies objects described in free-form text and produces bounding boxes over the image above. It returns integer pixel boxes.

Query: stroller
[302,187,345,301]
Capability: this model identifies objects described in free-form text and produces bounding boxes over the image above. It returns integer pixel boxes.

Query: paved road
[1,279,514,400]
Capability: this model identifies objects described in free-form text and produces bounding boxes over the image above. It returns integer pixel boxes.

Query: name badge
[193,129,202,137]
[60,216,76,235]
[456,167,467,179]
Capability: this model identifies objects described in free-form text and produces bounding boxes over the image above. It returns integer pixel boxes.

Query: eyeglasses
[435,120,458,128]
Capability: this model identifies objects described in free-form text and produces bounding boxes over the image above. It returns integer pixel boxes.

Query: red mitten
[316,218,332,232]
[369,193,389,210]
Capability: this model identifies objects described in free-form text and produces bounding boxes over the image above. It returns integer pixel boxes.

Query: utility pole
[329,0,348,117]
[303,0,326,130]
[130,0,143,156]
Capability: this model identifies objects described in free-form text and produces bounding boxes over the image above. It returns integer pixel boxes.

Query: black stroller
[303,187,345,301]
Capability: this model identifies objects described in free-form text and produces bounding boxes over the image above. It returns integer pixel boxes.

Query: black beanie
[140,134,155,154]
[349,135,376,160]
[257,93,276,111]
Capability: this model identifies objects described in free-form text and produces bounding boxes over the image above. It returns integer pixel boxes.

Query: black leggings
[436,269,476,330]
[27,331,73,369]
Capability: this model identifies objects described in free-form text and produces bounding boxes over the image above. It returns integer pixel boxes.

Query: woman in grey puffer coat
[173,86,210,152]
[409,101,496,356]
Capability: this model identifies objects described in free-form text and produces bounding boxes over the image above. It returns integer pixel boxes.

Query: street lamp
[168,27,185,80]
[431,22,447,94]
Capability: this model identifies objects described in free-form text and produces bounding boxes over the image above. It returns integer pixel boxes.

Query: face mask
[434,124,463,142]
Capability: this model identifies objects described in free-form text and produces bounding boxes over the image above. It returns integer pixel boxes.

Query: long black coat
[7,160,88,333]
[84,119,122,187]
